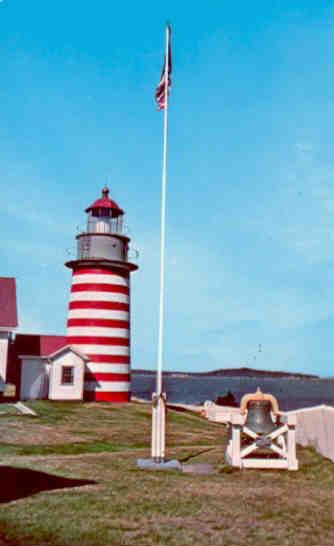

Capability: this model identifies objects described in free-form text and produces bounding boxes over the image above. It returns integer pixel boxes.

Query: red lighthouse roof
[0,277,18,329]
[85,187,124,217]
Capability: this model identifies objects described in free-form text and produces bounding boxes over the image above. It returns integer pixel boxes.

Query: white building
[16,334,86,401]
[0,277,18,397]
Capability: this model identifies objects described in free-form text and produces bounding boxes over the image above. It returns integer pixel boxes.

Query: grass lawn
[0,401,333,546]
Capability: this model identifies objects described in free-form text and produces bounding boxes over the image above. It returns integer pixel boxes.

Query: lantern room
[86,187,124,234]
[72,187,137,266]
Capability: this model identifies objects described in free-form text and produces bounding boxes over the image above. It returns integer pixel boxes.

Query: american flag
[155,25,172,110]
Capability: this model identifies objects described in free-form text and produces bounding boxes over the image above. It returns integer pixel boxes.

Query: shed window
[61,366,74,385]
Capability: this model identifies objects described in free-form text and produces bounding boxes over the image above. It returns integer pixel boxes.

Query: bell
[244,399,277,435]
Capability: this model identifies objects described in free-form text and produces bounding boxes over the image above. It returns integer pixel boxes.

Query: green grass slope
[0,401,332,546]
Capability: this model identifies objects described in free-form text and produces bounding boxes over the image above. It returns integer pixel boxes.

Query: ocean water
[132,374,334,411]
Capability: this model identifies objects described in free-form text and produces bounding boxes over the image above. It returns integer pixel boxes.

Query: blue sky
[1,1,334,375]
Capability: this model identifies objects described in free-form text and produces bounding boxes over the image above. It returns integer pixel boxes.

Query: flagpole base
[151,392,167,461]
[136,458,182,471]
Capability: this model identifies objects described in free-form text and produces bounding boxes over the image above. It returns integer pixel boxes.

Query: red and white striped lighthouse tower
[65,187,138,402]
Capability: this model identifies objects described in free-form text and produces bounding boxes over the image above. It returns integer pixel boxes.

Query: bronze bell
[244,399,277,436]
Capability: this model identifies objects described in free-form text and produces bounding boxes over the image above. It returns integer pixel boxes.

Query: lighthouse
[65,187,138,402]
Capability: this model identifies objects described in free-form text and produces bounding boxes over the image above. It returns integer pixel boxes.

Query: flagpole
[157,24,169,397]
[151,24,170,462]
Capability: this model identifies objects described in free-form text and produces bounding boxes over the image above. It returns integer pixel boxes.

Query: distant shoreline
[133,366,319,380]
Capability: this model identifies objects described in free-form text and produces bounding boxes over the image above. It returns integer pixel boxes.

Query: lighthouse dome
[85,186,124,235]
[85,187,124,218]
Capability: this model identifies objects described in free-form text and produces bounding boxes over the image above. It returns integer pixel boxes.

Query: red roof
[0,278,18,328]
[85,187,124,217]
[15,334,67,357]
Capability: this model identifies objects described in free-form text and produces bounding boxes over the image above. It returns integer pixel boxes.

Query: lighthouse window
[61,366,74,385]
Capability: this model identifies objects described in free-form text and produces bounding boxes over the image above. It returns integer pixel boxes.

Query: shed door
[20,360,48,400]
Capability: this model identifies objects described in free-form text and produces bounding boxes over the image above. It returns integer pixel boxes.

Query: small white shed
[48,346,86,401]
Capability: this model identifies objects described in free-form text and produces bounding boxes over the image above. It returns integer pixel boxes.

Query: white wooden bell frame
[225,389,298,471]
